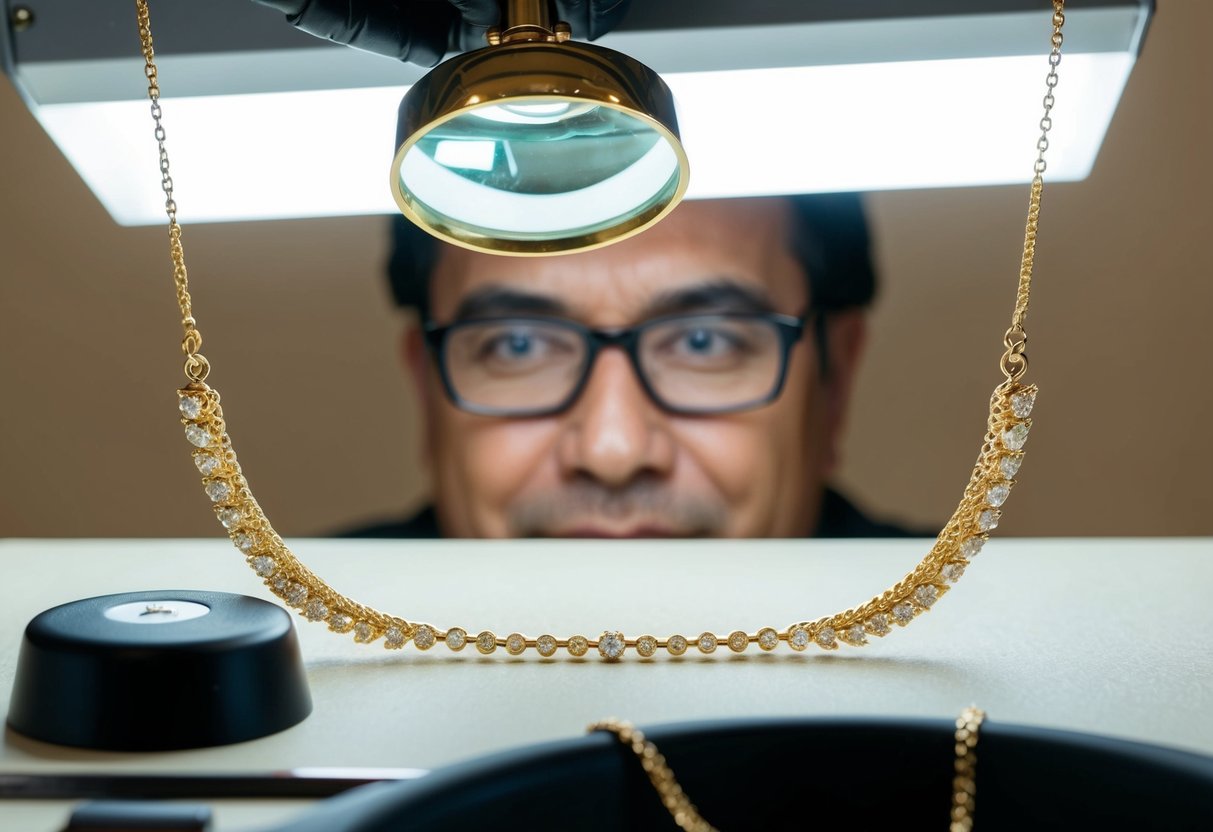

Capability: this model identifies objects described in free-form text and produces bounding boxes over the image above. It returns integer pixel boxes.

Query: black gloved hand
[253,1,632,67]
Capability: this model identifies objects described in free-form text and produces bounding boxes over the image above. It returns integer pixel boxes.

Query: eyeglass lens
[441,315,786,414]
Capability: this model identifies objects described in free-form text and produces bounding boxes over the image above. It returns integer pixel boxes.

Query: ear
[401,322,436,461]
[818,309,868,476]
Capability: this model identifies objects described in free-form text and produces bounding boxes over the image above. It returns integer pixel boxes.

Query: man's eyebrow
[643,280,779,318]
[449,287,570,321]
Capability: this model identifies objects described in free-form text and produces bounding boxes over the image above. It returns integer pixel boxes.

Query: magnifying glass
[389,0,690,256]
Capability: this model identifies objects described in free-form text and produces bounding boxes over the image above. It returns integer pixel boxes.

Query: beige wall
[1,4,1210,538]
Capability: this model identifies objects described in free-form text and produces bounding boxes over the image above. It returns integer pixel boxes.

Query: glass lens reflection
[399,97,682,241]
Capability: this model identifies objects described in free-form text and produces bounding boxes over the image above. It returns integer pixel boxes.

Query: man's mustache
[507,476,727,537]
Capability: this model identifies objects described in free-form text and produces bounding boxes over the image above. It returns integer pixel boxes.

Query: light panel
[33,52,1134,226]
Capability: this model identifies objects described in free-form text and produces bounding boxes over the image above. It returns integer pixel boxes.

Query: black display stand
[7,590,311,751]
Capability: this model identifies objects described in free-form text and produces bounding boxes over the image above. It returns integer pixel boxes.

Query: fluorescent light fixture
[4,1,1150,226]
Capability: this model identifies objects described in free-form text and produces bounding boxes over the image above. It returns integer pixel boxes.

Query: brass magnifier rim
[389,39,691,257]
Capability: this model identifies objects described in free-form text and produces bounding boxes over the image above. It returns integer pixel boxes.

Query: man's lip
[553,527,682,539]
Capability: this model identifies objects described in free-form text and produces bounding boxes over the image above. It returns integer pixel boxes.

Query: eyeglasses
[423,311,811,417]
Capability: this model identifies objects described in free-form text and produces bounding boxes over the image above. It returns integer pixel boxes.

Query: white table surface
[1,537,1210,831]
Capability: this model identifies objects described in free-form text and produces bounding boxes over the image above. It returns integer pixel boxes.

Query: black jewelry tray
[272,717,1213,832]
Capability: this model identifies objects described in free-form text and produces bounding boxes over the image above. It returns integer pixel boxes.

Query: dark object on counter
[7,590,311,751]
[0,767,427,801]
[271,717,1213,832]
[63,801,212,831]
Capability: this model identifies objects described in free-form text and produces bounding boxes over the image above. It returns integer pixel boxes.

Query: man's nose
[556,349,675,487]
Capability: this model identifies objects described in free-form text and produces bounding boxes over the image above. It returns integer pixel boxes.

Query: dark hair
[385,193,877,315]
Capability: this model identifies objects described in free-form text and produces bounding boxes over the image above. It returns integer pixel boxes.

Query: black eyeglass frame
[422,310,816,418]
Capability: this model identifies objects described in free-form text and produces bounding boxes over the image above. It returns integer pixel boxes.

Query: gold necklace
[137,0,1065,660]
[590,706,988,831]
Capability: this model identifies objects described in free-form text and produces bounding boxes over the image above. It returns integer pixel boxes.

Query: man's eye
[500,333,534,356]
[683,328,724,354]
[663,327,745,359]
[476,329,571,363]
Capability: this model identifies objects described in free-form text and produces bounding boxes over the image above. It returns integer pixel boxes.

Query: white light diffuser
[32,51,1134,226]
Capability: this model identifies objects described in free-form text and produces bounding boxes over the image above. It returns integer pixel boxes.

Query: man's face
[406,197,865,537]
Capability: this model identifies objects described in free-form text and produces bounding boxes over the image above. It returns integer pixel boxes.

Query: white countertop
[2,537,1210,830]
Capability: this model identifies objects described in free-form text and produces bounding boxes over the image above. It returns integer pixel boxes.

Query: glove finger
[252,0,458,67]
[554,0,631,40]
[445,0,499,28]
[447,0,500,52]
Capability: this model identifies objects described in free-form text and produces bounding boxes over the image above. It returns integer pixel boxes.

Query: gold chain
[137,0,1062,659]
[591,708,986,831]
[136,0,208,384]
[589,719,718,832]
[1001,0,1065,383]
[950,706,986,832]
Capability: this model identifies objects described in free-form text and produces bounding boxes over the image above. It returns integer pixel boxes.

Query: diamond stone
[304,599,328,622]
[413,625,436,650]
[845,624,867,645]
[866,614,891,636]
[1000,455,1023,479]
[384,626,406,649]
[506,633,527,655]
[179,395,204,419]
[941,562,966,583]
[446,628,467,651]
[353,621,374,643]
[757,627,780,651]
[914,585,939,608]
[218,508,242,529]
[598,631,626,660]
[893,603,915,624]
[250,555,276,577]
[789,627,810,651]
[476,631,498,654]
[635,635,657,658]
[535,634,557,657]
[284,583,308,606]
[1002,423,1030,451]
[194,453,219,476]
[666,635,688,656]
[567,635,589,657]
[205,481,232,503]
[696,633,718,654]
[185,424,213,448]
[271,576,288,592]
[979,510,1000,531]
[987,483,1011,507]
[815,627,837,649]
[960,537,985,559]
[329,613,353,632]
[1011,390,1037,419]
[233,533,255,553]
[727,631,749,653]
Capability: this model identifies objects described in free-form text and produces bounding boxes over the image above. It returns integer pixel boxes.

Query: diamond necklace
[137,0,1064,660]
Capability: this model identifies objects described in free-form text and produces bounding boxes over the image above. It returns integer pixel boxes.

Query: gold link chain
[950,706,986,832]
[136,0,208,383]
[590,719,719,832]
[1002,0,1066,383]
[593,708,987,832]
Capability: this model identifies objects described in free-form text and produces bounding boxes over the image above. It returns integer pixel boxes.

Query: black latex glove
[253,1,632,67]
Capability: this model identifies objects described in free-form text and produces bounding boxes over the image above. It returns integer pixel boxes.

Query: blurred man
[346,194,919,538]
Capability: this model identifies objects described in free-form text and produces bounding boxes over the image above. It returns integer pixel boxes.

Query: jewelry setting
[137,0,1065,660]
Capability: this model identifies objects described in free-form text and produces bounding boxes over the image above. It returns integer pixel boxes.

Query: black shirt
[337,487,927,539]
